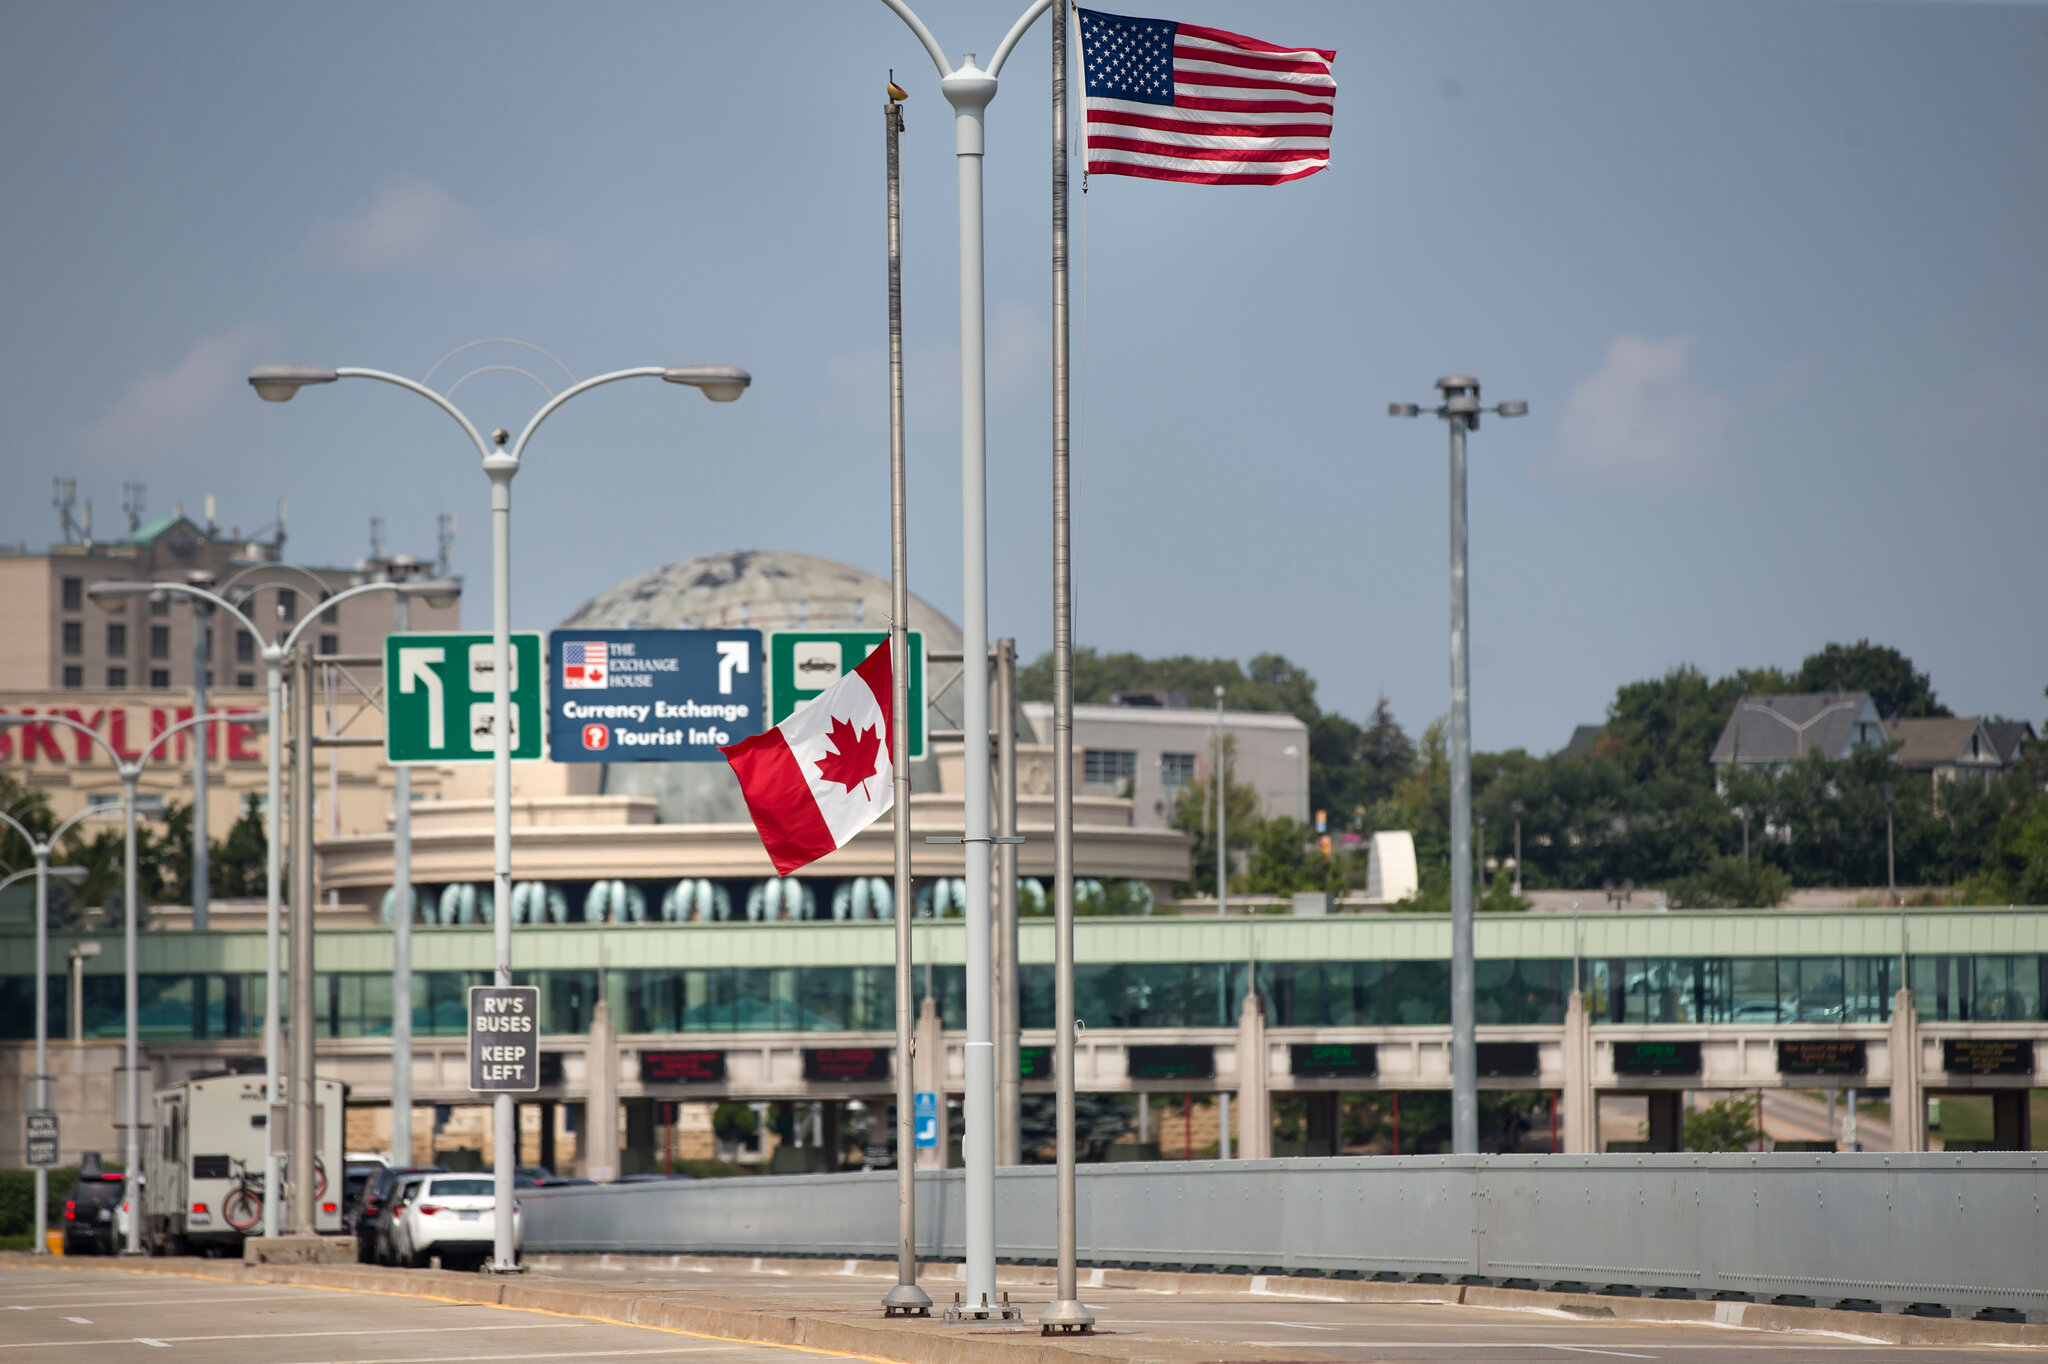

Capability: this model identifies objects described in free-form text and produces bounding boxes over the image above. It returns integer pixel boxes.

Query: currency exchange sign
[548,629,762,762]
[768,630,925,759]
[384,632,544,764]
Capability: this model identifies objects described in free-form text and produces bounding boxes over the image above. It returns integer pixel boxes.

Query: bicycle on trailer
[220,1155,328,1233]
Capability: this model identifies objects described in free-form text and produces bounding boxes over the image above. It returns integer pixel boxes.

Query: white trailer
[145,1069,344,1253]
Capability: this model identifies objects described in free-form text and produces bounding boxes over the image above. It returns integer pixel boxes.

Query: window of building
[319,633,339,657]
[1083,748,1138,785]
[149,669,170,689]
[149,626,170,659]
[106,623,127,657]
[107,667,128,688]
[1160,752,1198,788]
[61,621,83,656]
[236,632,254,664]
[61,577,82,611]
[277,589,297,622]
[150,595,169,617]
[62,665,83,689]
[236,672,255,689]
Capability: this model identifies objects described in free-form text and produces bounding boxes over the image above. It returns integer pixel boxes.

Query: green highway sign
[384,631,544,764]
[768,630,925,759]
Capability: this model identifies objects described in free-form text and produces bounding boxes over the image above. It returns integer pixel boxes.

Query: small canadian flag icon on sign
[582,724,610,751]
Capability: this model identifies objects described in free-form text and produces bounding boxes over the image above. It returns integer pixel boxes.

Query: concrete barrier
[522,1152,2047,1315]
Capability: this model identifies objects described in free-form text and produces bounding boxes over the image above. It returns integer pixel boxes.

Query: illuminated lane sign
[639,1050,728,1084]
[1943,1039,2034,1076]
[1020,1045,1053,1080]
[1127,1045,1214,1081]
[1611,1040,1701,1077]
[1777,1040,1867,1076]
[803,1048,891,1083]
[1291,1043,1377,1079]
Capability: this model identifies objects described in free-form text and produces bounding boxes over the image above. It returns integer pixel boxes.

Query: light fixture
[398,578,463,610]
[663,365,752,403]
[85,581,151,612]
[247,366,339,403]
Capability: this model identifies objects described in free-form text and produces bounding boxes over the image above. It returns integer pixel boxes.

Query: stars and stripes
[1076,7,1336,186]
[563,640,608,689]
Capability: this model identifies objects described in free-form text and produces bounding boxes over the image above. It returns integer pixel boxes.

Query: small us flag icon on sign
[564,640,608,689]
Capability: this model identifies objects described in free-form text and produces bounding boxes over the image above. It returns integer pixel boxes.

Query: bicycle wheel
[223,1187,262,1233]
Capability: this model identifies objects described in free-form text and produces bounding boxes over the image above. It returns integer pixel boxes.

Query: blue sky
[2,1,2043,752]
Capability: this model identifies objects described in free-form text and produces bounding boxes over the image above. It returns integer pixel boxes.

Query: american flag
[563,640,608,689]
[1076,8,1335,186]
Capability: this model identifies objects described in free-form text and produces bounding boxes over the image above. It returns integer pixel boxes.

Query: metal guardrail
[522,1154,2047,1313]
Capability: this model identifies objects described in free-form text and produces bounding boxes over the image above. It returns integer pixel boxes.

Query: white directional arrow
[717,639,750,695]
[399,646,447,749]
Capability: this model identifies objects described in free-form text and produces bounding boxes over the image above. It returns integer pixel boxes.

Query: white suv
[391,1175,520,1268]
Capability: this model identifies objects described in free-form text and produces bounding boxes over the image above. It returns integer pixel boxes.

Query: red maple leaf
[815,715,882,799]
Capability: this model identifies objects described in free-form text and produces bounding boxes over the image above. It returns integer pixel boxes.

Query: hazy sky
[3,1,2043,752]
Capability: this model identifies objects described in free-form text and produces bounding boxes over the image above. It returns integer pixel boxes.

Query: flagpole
[1042,0,1094,1334]
[881,78,932,1320]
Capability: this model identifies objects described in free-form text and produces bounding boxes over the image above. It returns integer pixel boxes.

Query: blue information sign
[547,629,763,762]
[913,1091,938,1149]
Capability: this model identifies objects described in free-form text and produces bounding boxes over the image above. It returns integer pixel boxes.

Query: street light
[250,354,745,1272]
[0,832,91,1256]
[0,708,266,1253]
[1510,799,1524,898]
[1389,375,1526,1156]
[88,573,453,1237]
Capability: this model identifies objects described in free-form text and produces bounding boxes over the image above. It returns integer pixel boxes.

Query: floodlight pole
[880,0,1051,1322]
[1389,377,1526,1155]
[252,359,747,1272]
[0,808,96,1255]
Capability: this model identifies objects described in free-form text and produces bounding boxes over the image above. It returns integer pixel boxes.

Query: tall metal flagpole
[1042,0,1092,1333]
[391,586,414,1167]
[881,0,1051,1321]
[882,78,932,1319]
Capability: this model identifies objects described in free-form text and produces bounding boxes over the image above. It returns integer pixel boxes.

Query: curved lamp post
[0,708,271,1253]
[248,358,747,1271]
[1390,377,1527,1155]
[0,824,92,1256]
[88,574,455,1237]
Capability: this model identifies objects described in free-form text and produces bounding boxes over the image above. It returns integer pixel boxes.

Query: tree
[210,795,270,898]
[1684,1094,1760,1152]
[1021,1092,1132,1163]
[1793,640,1948,719]
[1665,856,1791,909]
[1241,816,1343,896]
[1170,735,1263,896]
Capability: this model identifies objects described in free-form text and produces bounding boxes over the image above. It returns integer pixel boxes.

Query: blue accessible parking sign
[548,628,763,762]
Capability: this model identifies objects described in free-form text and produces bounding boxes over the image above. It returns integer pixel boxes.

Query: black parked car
[63,1170,134,1256]
[355,1164,445,1264]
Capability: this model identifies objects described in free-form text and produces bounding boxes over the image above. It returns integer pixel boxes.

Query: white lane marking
[5,1293,334,1311]
[63,1318,92,1325]
[0,1324,556,1351]
[1257,1319,1337,1329]
[274,1351,731,1364]
[1540,1350,1657,1360]
[134,1341,169,1349]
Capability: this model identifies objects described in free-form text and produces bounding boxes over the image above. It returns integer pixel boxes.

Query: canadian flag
[721,640,895,876]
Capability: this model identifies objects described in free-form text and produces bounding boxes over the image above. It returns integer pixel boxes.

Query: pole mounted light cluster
[1387,375,1525,1157]
[248,346,745,1271]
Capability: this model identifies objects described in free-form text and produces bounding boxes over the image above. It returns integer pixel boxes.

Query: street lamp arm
[878,0,955,78]
[278,579,410,655]
[125,582,270,650]
[334,368,495,461]
[0,809,36,850]
[51,802,121,845]
[134,709,260,768]
[0,712,121,765]
[508,367,666,462]
[215,561,340,611]
[986,0,1053,78]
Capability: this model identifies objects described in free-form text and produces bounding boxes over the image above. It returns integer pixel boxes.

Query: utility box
[145,1069,344,1255]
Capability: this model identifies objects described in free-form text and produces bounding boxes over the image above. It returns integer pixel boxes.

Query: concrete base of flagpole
[1039,1299,1097,1334]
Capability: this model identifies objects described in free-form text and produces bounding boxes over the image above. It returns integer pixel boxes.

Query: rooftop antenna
[370,515,387,562]
[121,482,146,534]
[275,497,287,551]
[436,511,457,576]
[204,494,218,534]
[52,478,79,543]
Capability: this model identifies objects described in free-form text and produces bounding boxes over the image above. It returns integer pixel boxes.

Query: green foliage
[0,1166,75,1237]
[1021,1092,1132,1162]
[209,794,270,898]
[1684,1095,1760,1152]
[1168,735,1263,896]
[1240,817,1344,897]
[1794,640,1948,719]
[711,1102,759,1146]
[1390,858,1530,914]
[1665,856,1792,909]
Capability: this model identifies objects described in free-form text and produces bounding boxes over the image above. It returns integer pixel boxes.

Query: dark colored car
[355,1164,445,1264]
[63,1171,133,1256]
[342,1160,389,1235]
